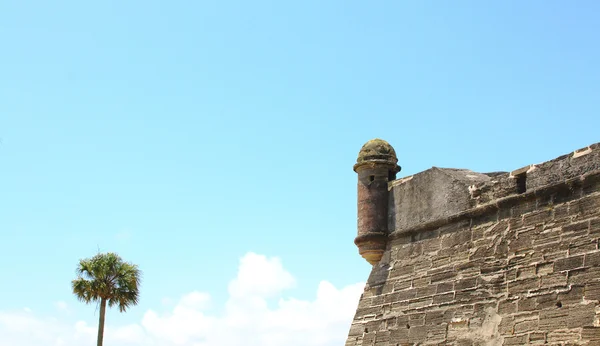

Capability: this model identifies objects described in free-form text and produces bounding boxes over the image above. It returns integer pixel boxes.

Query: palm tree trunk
[97,298,107,346]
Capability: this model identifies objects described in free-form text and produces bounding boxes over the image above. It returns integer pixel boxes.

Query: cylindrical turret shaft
[353,139,400,265]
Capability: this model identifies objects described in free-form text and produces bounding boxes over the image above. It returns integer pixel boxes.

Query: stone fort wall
[347,141,600,345]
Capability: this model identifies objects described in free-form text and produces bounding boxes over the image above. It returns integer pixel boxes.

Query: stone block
[528,331,546,343]
[412,276,429,288]
[503,334,528,345]
[562,219,590,235]
[567,303,595,328]
[470,243,495,260]
[569,239,597,255]
[394,288,417,302]
[554,203,569,219]
[424,310,448,325]
[361,332,376,344]
[547,329,582,343]
[481,260,507,274]
[442,229,473,249]
[413,258,432,272]
[373,330,390,343]
[433,292,455,304]
[455,277,478,290]
[437,282,454,294]
[536,262,554,275]
[430,270,456,283]
[416,285,437,298]
[421,237,442,254]
[585,282,600,301]
[570,194,600,218]
[543,250,569,262]
[508,277,540,295]
[590,218,600,236]
[542,273,569,289]
[389,264,414,279]
[393,279,412,291]
[585,251,600,267]
[514,319,538,334]
[533,229,562,251]
[518,296,536,312]
[513,199,538,218]
[431,256,452,269]
[355,306,380,319]
[347,323,365,337]
[582,177,600,195]
[539,308,569,330]
[395,243,422,259]
[497,316,515,335]
[389,327,409,344]
[456,258,484,272]
[535,292,559,310]
[554,255,584,272]
[569,266,600,285]
[516,265,536,279]
[425,323,449,343]
[498,299,517,314]
[372,295,385,306]
[408,297,432,309]
[384,291,400,304]
[407,325,427,343]
[523,209,553,226]
[557,285,584,305]
[582,326,600,342]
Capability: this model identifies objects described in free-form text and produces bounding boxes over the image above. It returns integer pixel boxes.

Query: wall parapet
[390,169,600,240]
[388,142,600,238]
[472,143,600,206]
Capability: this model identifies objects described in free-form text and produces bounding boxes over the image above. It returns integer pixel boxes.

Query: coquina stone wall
[347,142,600,345]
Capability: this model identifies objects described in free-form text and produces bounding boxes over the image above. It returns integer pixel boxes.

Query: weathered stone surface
[389,168,491,234]
[347,142,600,345]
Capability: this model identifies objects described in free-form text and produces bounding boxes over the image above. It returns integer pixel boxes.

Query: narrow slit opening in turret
[369,175,375,182]
[388,170,395,182]
[516,173,527,194]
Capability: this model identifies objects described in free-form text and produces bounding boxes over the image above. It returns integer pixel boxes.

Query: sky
[0,1,599,345]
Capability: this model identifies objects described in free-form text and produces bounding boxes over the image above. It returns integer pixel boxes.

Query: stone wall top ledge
[389,142,600,238]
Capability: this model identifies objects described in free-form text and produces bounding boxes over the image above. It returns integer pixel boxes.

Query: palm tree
[72,252,141,346]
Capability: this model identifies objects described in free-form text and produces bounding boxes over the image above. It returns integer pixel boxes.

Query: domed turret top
[354,138,400,172]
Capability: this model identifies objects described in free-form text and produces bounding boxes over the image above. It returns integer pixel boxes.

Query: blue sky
[1,1,599,345]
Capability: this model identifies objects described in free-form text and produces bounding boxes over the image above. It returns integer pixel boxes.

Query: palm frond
[72,278,97,303]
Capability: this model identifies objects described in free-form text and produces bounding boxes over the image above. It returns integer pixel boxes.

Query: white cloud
[228,252,296,299]
[0,252,364,346]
